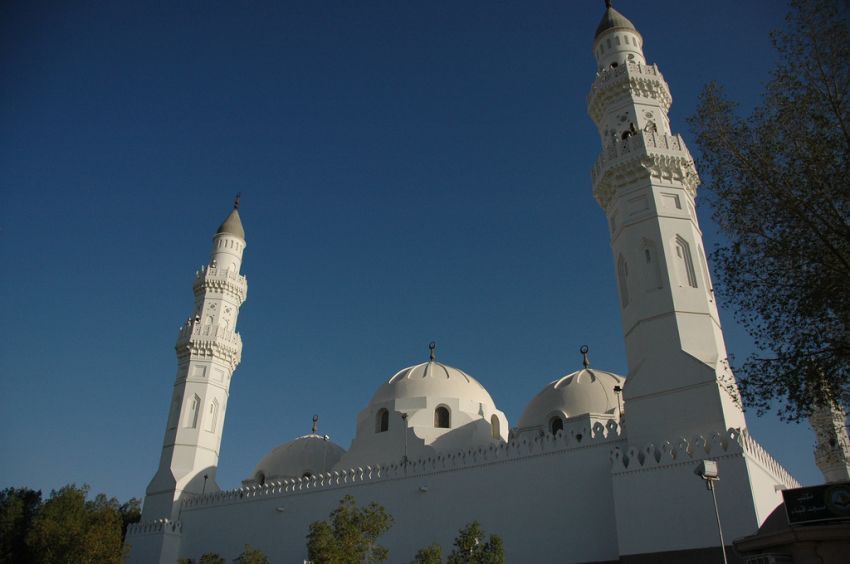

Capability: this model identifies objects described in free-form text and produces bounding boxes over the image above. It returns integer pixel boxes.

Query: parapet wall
[182,417,624,512]
[611,427,800,488]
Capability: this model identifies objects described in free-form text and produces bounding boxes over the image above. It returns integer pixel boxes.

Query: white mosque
[126,4,806,563]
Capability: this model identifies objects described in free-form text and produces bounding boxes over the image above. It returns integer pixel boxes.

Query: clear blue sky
[1,0,818,503]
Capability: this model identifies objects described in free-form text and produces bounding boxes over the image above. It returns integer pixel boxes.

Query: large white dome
[334,357,508,470]
[518,367,625,431]
[370,361,497,407]
[247,434,345,485]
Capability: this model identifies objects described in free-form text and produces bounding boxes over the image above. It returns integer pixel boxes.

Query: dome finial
[605,0,612,8]
[311,414,318,434]
[429,341,437,361]
[233,192,241,210]
[580,345,590,369]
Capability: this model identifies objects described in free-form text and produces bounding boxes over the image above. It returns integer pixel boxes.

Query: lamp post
[401,412,409,471]
[613,385,623,419]
[695,460,727,564]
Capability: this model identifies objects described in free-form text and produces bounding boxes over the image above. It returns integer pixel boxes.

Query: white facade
[126,6,799,563]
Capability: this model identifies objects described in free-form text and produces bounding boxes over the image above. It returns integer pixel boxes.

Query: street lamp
[695,460,728,564]
[613,385,623,419]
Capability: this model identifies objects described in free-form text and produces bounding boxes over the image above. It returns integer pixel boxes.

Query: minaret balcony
[591,130,699,209]
[193,265,248,301]
[587,62,671,124]
[176,322,243,350]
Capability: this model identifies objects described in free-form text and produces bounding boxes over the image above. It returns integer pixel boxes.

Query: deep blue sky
[1,0,819,502]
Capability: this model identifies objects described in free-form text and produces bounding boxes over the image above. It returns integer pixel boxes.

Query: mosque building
[125,4,807,562]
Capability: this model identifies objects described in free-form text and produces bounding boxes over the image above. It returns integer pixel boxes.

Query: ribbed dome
[369,361,495,407]
[518,368,625,428]
[216,208,245,240]
[250,434,345,483]
[595,6,637,39]
[334,356,509,469]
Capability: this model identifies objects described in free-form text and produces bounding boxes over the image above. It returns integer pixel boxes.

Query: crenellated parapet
[193,265,247,303]
[610,427,800,488]
[592,130,699,210]
[126,518,182,536]
[587,62,671,124]
[178,420,626,512]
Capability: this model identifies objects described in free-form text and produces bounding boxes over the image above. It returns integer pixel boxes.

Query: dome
[595,6,637,39]
[369,361,497,407]
[216,208,245,240]
[518,367,625,429]
[334,355,509,470]
[249,434,345,484]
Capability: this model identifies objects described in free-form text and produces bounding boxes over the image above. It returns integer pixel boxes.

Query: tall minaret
[811,400,850,483]
[141,198,248,521]
[587,2,745,444]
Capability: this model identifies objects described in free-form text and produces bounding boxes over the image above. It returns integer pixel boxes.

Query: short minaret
[587,2,745,443]
[141,198,248,521]
[811,400,850,483]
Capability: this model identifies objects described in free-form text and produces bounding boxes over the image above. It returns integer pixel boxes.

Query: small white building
[126,5,800,563]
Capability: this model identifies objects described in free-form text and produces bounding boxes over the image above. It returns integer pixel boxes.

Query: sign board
[782,482,850,525]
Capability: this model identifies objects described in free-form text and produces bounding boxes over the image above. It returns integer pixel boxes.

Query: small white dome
[518,368,625,429]
[249,434,345,484]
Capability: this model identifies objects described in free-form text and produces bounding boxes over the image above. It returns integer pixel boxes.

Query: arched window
[490,414,501,439]
[434,406,450,429]
[550,416,564,436]
[185,394,200,428]
[375,408,389,433]
[206,399,218,433]
[674,235,698,288]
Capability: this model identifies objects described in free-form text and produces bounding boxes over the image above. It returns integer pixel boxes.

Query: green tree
[446,522,504,564]
[412,543,443,564]
[199,553,226,564]
[0,487,42,564]
[306,495,393,563]
[688,0,850,420]
[235,544,269,564]
[118,497,141,542]
[25,484,124,564]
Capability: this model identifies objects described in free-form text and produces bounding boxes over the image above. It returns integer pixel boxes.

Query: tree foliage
[0,484,139,564]
[235,544,269,564]
[0,487,41,564]
[689,0,850,420]
[412,544,444,564]
[25,485,125,564]
[306,495,393,563]
[446,522,504,564]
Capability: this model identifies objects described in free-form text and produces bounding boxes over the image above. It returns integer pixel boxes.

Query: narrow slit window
[185,394,200,428]
[207,399,218,433]
[168,396,181,430]
[617,254,630,307]
[675,236,698,288]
